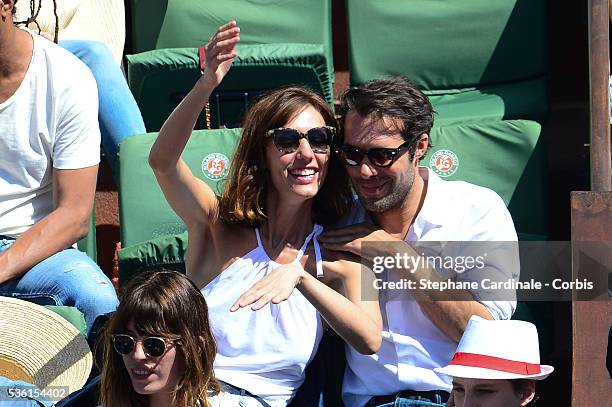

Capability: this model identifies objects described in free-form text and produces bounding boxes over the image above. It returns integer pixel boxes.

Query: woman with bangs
[100,269,223,407]
[148,21,382,406]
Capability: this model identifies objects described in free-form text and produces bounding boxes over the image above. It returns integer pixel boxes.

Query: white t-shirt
[0,30,100,238]
[340,167,519,407]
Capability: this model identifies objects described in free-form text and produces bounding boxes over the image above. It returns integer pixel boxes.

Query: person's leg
[59,40,146,174]
[0,242,118,334]
[367,395,447,407]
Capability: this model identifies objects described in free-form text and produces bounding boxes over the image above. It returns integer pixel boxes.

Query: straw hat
[0,297,93,396]
[435,316,554,380]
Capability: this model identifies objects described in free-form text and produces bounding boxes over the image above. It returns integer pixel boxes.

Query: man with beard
[319,77,518,407]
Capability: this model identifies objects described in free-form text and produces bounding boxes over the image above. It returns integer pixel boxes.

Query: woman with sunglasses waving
[100,269,232,407]
[148,21,382,407]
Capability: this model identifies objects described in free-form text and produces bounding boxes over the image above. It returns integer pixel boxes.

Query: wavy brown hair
[99,269,220,407]
[218,86,353,226]
[338,76,434,160]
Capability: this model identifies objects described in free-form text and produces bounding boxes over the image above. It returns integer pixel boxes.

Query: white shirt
[340,168,519,407]
[202,226,325,407]
[0,30,100,237]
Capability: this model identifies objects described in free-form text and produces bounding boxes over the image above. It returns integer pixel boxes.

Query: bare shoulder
[186,219,258,287]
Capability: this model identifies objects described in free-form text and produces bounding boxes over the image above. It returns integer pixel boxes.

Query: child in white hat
[435,316,554,407]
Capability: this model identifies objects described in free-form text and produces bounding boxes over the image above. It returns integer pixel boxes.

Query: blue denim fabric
[219,381,272,407]
[59,40,146,175]
[369,398,446,407]
[0,238,118,334]
[0,376,54,407]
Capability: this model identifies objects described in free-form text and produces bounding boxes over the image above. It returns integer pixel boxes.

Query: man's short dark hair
[338,76,434,158]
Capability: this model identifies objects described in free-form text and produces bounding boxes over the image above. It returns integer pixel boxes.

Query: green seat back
[76,213,96,261]
[348,0,547,89]
[128,0,334,88]
[126,44,333,132]
[429,78,549,126]
[118,232,188,286]
[347,0,548,122]
[129,0,333,55]
[426,119,548,239]
[118,128,242,247]
[45,305,88,338]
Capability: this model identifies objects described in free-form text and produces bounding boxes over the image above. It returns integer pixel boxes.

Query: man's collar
[410,167,454,237]
[363,167,453,239]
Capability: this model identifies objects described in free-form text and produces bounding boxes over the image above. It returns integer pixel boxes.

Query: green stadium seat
[128,0,334,66]
[346,0,549,122]
[118,119,546,281]
[76,213,97,262]
[45,305,88,338]
[118,128,242,247]
[126,44,334,132]
[424,119,548,239]
[127,0,335,131]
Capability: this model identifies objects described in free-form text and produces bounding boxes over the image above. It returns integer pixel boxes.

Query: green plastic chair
[346,0,549,123]
[127,0,334,131]
[126,44,333,132]
[76,213,97,262]
[118,119,546,269]
[118,128,242,247]
[424,119,548,239]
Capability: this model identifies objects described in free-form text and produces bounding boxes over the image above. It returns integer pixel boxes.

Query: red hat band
[449,352,542,376]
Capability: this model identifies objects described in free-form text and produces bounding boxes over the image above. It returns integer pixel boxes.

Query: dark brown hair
[99,270,220,407]
[338,76,434,160]
[219,86,353,226]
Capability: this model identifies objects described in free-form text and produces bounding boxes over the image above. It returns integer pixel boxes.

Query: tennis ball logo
[202,153,229,180]
[429,149,459,177]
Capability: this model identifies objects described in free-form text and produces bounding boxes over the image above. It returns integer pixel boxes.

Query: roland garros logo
[201,153,229,181]
[429,149,459,177]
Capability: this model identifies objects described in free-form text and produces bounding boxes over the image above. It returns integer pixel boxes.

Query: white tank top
[202,224,325,407]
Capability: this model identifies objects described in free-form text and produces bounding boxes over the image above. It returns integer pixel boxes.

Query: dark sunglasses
[266,126,335,154]
[111,334,175,358]
[335,141,411,168]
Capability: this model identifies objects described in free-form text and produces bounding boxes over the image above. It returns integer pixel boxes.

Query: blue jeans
[0,238,118,334]
[368,392,447,407]
[369,397,446,407]
[59,40,146,175]
[369,399,446,407]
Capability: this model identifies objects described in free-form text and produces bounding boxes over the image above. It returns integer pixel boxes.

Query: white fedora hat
[0,297,93,396]
[435,316,554,380]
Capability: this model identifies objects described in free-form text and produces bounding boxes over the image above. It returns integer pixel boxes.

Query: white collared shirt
[339,168,518,407]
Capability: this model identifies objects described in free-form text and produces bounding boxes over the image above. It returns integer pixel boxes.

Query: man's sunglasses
[266,126,335,154]
[335,141,411,168]
[111,334,175,358]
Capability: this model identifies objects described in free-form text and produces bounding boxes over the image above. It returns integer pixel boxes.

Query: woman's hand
[230,263,307,311]
[200,20,240,88]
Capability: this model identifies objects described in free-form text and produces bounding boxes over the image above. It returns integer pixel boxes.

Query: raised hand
[201,20,241,88]
[230,263,307,312]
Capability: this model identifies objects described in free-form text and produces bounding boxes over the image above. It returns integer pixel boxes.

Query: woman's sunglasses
[266,126,335,154]
[335,141,411,168]
[111,334,175,358]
